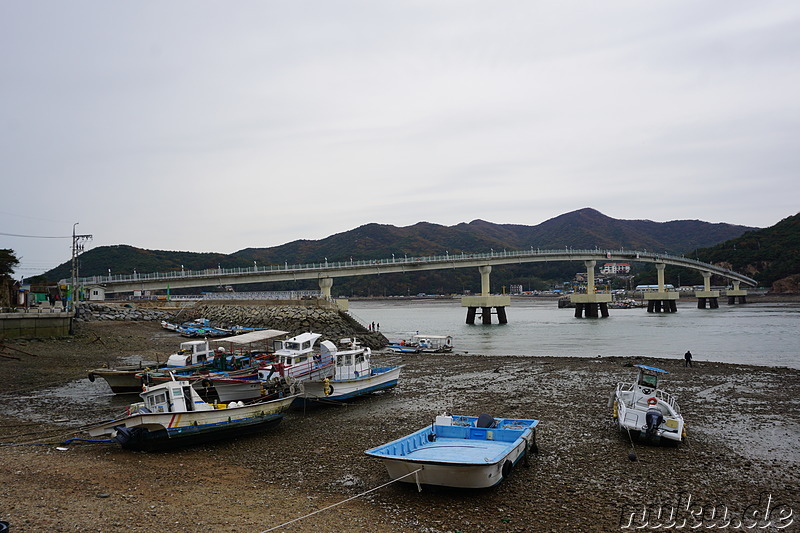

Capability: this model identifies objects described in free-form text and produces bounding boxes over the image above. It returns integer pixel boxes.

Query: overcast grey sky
[2,1,798,277]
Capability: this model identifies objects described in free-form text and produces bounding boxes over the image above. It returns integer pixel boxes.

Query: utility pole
[69,223,92,314]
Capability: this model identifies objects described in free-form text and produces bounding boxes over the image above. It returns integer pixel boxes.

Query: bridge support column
[461,265,510,324]
[727,280,748,304]
[570,260,611,318]
[695,271,720,309]
[319,277,333,300]
[643,263,679,313]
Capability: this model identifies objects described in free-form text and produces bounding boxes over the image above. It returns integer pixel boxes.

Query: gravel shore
[1,321,798,532]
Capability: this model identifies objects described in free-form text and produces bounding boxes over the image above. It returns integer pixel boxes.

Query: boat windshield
[638,372,659,388]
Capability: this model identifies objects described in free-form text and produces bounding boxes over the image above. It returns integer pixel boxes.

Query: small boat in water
[388,334,453,354]
[611,364,685,445]
[411,334,453,353]
[386,340,421,354]
[85,378,296,451]
[365,413,539,489]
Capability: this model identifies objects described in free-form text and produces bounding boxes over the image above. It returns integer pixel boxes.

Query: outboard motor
[644,408,664,438]
[476,413,497,428]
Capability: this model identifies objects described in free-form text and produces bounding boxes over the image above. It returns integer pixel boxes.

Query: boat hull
[613,390,684,444]
[299,366,402,403]
[86,395,296,451]
[88,367,151,394]
[366,416,538,489]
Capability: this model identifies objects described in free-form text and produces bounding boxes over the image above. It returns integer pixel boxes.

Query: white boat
[365,413,539,489]
[611,364,685,444]
[256,332,336,382]
[299,338,403,402]
[85,378,296,451]
[411,334,453,353]
[388,333,453,354]
[193,332,335,403]
[88,339,219,394]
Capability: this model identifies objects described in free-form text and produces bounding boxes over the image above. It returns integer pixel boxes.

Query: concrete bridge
[79,248,756,321]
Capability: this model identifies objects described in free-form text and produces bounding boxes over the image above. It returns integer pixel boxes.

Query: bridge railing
[76,248,753,286]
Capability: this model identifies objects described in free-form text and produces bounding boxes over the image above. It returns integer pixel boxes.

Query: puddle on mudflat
[0,378,135,427]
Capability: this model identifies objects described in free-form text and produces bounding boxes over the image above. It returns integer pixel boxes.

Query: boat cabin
[258,333,335,381]
[165,340,216,367]
[272,332,322,361]
[410,334,453,352]
[334,341,371,380]
[140,380,214,413]
[634,364,668,392]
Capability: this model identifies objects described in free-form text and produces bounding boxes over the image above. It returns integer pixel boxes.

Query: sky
[2,1,799,278]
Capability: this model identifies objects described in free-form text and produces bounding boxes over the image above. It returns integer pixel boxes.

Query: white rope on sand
[260,468,423,532]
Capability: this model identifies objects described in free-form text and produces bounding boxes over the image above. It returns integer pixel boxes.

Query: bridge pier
[643,263,679,313]
[695,271,720,309]
[319,277,333,300]
[570,260,611,318]
[461,266,511,324]
[727,280,748,304]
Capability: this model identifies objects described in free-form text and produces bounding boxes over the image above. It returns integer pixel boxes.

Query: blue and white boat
[611,364,685,444]
[365,413,539,489]
[299,338,403,403]
[85,378,296,451]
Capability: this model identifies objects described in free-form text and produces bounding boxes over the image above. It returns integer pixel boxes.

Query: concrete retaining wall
[0,311,74,339]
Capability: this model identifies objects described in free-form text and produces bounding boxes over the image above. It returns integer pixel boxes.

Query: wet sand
[1,321,798,532]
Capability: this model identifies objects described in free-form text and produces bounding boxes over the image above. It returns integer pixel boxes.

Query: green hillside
[695,213,800,290]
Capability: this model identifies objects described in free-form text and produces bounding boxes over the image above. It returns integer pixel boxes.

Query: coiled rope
[260,467,423,532]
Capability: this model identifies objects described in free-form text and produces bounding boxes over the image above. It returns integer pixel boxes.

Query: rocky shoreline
[72,301,389,349]
[1,321,798,532]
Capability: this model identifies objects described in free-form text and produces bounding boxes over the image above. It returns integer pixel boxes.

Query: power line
[0,232,71,239]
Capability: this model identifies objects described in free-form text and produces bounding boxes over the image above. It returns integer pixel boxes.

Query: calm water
[350,298,800,369]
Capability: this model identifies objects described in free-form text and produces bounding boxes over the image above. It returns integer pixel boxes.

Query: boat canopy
[218,329,288,344]
[634,364,669,374]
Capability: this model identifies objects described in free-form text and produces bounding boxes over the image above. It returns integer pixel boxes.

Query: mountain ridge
[38,208,776,293]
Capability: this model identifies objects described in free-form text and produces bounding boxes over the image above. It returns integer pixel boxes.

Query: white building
[600,262,631,275]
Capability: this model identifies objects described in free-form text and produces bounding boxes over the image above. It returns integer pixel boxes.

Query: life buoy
[647,397,658,406]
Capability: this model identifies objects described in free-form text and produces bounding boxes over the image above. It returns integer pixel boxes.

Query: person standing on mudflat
[684,350,693,367]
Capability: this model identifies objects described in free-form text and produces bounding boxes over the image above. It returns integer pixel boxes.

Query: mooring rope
[260,468,423,533]
[625,427,639,463]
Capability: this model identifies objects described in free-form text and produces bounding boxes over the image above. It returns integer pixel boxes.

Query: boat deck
[368,422,535,465]
[403,438,513,464]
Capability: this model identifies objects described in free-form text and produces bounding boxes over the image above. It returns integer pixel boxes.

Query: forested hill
[37,208,760,294]
[694,212,800,291]
[231,208,753,266]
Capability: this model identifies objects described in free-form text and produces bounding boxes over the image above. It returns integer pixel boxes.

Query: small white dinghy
[611,364,685,445]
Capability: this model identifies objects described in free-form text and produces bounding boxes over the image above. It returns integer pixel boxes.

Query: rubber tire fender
[501,459,513,479]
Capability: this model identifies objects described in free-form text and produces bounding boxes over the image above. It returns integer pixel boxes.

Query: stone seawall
[186,303,388,349]
[73,301,388,349]
[75,303,171,322]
